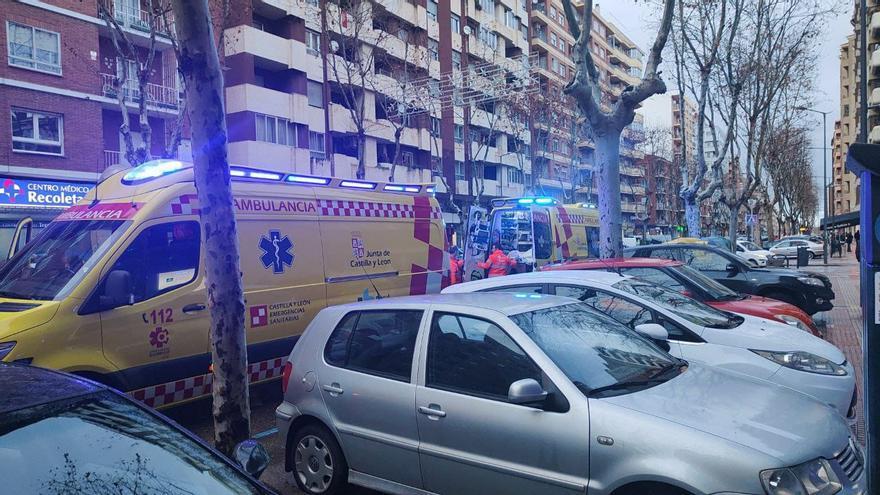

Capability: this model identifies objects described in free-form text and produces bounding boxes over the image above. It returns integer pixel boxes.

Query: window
[428,39,439,61]
[430,117,441,137]
[505,9,517,29]
[103,221,200,304]
[451,13,460,34]
[559,40,566,55]
[507,167,523,184]
[555,286,653,329]
[455,160,465,180]
[478,27,498,50]
[681,248,732,271]
[426,313,541,401]
[309,131,325,158]
[307,81,324,107]
[427,0,438,20]
[306,29,321,55]
[452,51,461,70]
[551,57,560,74]
[323,310,423,381]
[255,114,298,146]
[11,109,63,155]
[454,124,464,143]
[550,32,558,48]
[6,22,61,74]
[620,267,684,292]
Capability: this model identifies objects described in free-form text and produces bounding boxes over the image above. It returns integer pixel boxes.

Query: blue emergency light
[122,159,188,184]
[340,180,377,190]
[286,174,331,185]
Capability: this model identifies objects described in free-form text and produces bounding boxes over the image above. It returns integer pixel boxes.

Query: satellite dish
[463,25,472,35]
[330,40,340,53]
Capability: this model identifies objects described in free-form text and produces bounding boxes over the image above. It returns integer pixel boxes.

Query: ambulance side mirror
[100,270,134,309]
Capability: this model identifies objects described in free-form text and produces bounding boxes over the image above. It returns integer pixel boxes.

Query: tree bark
[595,132,622,258]
[357,131,367,180]
[171,0,250,456]
[728,203,740,252]
[684,193,701,237]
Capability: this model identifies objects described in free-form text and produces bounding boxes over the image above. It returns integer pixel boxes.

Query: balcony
[870,125,880,144]
[107,1,175,35]
[872,12,880,38]
[620,165,645,177]
[871,48,880,73]
[104,150,122,168]
[871,88,880,107]
[100,73,181,109]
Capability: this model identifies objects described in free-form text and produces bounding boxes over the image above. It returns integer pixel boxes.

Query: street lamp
[795,106,830,265]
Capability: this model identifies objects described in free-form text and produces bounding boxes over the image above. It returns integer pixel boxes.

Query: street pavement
[167,250,868,493]
[804,250,866,444]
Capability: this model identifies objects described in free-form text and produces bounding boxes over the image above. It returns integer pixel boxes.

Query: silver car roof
[328,293,577,316]
[442,270,632,293]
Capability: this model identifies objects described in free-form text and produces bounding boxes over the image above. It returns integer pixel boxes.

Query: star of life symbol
[259,230,294,274]
[149,327,169,348]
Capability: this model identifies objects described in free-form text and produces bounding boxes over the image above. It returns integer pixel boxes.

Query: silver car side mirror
[634,323,669,342]
[508,378,548,405]
[234,439,271,479]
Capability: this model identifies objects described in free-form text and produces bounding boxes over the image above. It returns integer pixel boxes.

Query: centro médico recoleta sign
[0,177,91,208]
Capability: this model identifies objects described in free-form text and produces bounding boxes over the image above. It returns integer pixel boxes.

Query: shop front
[0,176,92,259]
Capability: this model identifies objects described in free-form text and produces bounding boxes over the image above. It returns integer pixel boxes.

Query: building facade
[0,0,182,251]
[1,0,647,238]
[835,31,859,216]
[642,153,684,235]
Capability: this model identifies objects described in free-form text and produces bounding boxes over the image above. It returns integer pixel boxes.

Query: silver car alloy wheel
[295,434,335,493]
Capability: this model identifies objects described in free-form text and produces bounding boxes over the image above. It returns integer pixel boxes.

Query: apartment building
[835,30,859,216]
[642,153,684,234]
[0,0,182,250]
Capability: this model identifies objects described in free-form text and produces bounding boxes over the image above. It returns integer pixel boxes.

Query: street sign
[745,214,757,226]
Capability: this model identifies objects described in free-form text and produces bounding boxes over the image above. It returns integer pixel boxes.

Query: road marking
[253,427,278,439]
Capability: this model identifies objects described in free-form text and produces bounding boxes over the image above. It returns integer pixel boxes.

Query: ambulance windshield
[0,220,128,301]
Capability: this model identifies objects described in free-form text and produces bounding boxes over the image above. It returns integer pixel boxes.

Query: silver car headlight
[0,342,15,361]
[798,277,824,287]
[752,350,847,376]
[775,314,811,333]
[760,458,842,495]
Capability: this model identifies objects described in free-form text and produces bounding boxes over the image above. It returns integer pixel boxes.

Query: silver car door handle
[322,384,344,395]
[419,405,446,418]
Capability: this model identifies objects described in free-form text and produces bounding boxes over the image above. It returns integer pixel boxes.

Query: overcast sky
[597,1,854,220]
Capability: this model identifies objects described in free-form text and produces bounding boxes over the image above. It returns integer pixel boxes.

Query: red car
[542,257,821,336]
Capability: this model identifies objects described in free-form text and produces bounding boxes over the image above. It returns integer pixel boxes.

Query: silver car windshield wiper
[587,362,685,398]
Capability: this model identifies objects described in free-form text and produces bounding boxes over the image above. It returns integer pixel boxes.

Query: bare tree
[325,0,394,179]
[560,0,676,258]
[98,0,187,166]
[712,0,824,249]
[171,0,249,456]
[671,0,744,237]
[765,125,819,234]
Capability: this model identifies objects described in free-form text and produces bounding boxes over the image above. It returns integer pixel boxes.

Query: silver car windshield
[510,303,677,393]
[612,278,743,329]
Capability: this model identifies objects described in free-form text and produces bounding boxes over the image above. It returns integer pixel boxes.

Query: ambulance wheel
[290,424,349,495]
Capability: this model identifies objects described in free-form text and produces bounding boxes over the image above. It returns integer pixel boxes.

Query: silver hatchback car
[276,294,865,495]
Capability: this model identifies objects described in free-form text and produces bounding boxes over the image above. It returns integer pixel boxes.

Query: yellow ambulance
[462,197,599,280]
[0,159,447,407]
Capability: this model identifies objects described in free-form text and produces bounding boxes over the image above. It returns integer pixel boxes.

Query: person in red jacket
[448,247,464,285]
[478,243,516,277]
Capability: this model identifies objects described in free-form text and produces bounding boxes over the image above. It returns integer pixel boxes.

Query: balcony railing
[101,73,180,109]
[110,1,175,35]
[104,150,122,168]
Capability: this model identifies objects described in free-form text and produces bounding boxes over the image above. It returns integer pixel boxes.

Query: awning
[820,210,859,230]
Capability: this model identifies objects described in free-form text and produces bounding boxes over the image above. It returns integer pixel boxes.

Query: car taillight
[281,361,293,394]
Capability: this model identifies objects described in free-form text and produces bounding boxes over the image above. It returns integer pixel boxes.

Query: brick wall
[0,86,104,173]
[0,2,102,95]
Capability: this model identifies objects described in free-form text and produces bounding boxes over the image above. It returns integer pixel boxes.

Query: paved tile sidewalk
[803,253,865,444]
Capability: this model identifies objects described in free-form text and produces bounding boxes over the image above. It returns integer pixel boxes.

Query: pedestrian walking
[831,236,840,258]
[478,243,517,277]
[845,232,853,253]
[855,230,861,262]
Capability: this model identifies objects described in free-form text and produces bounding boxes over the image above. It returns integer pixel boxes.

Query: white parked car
[443,271,857,419]
[735,240,773,267]
[770,239,824,259]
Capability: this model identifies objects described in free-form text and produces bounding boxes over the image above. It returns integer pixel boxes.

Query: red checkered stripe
[129,357,287,408]
[169,194,200,216]
[318,199,441,219]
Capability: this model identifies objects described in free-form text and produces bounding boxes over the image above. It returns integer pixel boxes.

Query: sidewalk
[802,252,865,444]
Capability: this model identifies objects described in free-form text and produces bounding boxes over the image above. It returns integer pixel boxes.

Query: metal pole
[823,110,828,265]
